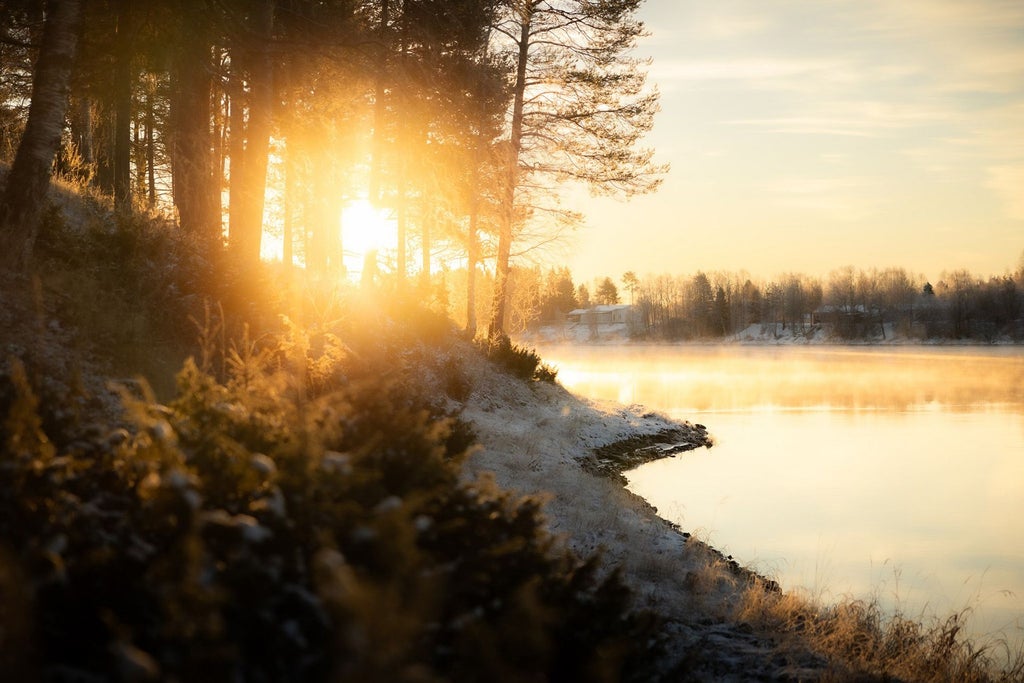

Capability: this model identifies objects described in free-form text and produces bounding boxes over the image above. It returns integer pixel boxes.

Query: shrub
[0,324,654,682]
[481,335,558,383]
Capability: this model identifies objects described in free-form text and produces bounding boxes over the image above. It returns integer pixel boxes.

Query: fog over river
[542,345,1024,650]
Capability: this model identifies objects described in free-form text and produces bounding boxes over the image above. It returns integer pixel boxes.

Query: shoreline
[460,349,820,678]
[586,428,783,597]
[525,335,1024,348]
[460,343,1023,679]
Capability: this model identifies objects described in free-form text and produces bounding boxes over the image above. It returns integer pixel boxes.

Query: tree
[487,0,663,337]
[111,0,133,210]
[595,276,619,305]
[622,271,639,305]
[0,0,82,272]
[689,271,713,336]
[539,266,577,321]
[0,3,43,160]
[168,1,220,242]
[227,0,276,273]
[576,282,591,308]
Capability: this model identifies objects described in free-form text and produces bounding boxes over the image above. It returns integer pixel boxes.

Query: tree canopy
[0,0,662,337]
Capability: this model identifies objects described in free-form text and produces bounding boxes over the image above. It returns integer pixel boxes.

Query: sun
[340,199,394,274]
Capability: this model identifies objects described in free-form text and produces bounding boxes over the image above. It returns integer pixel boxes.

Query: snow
[457,347,825,678]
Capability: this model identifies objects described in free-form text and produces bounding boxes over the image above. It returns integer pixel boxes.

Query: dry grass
[734,577,1024,682]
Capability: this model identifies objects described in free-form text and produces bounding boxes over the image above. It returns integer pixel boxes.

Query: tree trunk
[396,187,407,278]
[145,95,156,207]
[170,36,219,242]
[282,140,295,274]
[0,0,82,273]
[465,204,479,337]
[228,0,274,271]
[69,95,93,181]
[113,0,133,211]
[488,13,530,338]
[369,0,390,203]
[227,82,245,244]
[132,104,142,195]
[420,202,432,288]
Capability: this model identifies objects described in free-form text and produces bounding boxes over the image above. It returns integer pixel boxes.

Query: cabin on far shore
[557,304,639,341]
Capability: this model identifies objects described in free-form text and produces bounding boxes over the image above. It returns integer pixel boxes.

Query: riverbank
[459,343,1024,681]
[459,348,829,679]
[519,321,1024,346]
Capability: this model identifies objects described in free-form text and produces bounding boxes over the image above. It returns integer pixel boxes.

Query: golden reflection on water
[549,346,1024,413]
[543,345,1024,648]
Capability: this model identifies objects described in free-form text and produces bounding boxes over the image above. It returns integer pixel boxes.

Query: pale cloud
[580,0,1024,281]
[651,58,845,87]
[723,117,879,138]
[861,0,1024,95]
[764,177,876,222]
[987,166,1024,221]
[724,99,953,138]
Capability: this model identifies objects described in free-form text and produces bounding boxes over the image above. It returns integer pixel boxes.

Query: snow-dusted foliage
[0,319,660,682]
[481,335,559,383]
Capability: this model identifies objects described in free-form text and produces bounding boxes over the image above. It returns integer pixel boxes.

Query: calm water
[542,345,1024,648]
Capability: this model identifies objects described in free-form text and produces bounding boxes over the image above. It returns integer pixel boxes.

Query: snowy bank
[458,349,828,680]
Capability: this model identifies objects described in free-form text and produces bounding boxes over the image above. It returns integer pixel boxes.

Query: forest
[0,0,661,338]
[498,264,1024,343]
[0,1,678,681]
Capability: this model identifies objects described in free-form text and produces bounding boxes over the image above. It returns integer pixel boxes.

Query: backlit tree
[486,0,664,337]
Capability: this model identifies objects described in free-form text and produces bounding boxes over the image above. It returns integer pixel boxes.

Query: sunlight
[341,199,395,274]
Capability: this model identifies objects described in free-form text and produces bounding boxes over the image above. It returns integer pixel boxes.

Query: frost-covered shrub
[481,335,558,383]
[0,324,656,682]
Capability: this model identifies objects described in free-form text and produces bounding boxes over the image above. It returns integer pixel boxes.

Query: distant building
[566,304,638,341]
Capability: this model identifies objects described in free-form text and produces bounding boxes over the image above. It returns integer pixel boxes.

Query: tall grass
[733,574,1024,682]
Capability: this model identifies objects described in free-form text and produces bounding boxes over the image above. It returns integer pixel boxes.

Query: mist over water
[543,345,1024,649]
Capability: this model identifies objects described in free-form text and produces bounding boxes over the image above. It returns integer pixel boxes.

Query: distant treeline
[489,264,1024,342]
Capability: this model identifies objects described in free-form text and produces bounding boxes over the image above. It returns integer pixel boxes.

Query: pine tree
[487,0,664,337]
[0,0,82,272]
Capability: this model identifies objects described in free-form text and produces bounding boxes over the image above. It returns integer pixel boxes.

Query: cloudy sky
[565,0,1024,284]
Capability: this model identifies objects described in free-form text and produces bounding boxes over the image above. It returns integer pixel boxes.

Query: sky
[563,0,1024,285]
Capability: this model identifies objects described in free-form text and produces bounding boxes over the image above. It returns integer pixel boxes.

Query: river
[541,344,1024,650]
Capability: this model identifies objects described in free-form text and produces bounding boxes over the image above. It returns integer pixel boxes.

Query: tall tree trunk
[69,95,93,181]
[170,36,218,242]
[465,205,479,337]
[0,0,82,273]
[133,105,142,195]
[369,0,390,203]
[282,139,294,275]
[145,93,155,207]
[228,0,274,271]
[307,143,334,276]
[113,0,133,211]
[420,202,432,288]
[396,187,407,278]
[488,13,530,338]
[227,82,246,245]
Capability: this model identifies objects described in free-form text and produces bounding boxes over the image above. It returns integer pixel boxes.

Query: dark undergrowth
[0,306,665,683]
[0,184,666,681]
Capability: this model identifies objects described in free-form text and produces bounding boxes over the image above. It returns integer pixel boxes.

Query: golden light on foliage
[340,199,395,275]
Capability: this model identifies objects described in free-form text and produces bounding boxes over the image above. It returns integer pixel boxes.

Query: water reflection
[543,345,1024,648]
[551,346,1024,413]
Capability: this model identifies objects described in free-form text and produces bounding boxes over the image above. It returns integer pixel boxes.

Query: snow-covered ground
[457,349,827,680]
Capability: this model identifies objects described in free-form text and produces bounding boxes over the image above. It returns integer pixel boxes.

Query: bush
[481,335,558,383]
[0,324,653,682]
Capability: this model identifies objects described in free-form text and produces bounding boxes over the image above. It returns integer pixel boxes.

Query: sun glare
[341,199,395,274]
